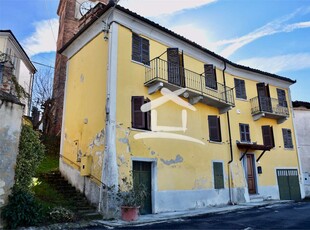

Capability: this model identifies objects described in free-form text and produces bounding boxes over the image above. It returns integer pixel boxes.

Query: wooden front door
[257,83,272,113]
[246,154,257,194]
[133,161,152,214]
[167,48,185,87]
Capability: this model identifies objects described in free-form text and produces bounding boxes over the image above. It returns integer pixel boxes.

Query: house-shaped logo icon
[134,88,205,145]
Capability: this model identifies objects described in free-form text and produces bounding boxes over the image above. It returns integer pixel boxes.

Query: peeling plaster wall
[0,100,23,227]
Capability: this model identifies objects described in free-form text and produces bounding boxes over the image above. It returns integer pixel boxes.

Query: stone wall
[0,91,24,227]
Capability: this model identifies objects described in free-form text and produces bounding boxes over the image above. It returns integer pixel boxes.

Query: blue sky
[1,0,310,101]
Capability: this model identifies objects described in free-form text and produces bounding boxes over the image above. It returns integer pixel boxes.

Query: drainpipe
[222,61,234,205]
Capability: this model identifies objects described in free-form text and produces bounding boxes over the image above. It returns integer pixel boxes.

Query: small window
[208,115,221,142]
[132,33,150,65]
[234,78,247,99]
[204,64,217,90]
[262,125,275,148]
[240,123,250,142]
[213,162,224,189]
[277,88,287,107]
[282,128,293,149]
[131,96,151,130]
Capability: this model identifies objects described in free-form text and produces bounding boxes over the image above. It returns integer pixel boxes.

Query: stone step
[250,195,264,202]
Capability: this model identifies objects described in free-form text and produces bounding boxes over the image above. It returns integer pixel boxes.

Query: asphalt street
[85,201,310,229]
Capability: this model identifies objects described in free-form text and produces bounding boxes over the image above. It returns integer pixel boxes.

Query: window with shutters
[213,162,224,189]
[131,96,151,130]
[262,125,275,148]
[204,64,217,90]
[277,88,287,107]
[132,33,150,65]
[234,78,247,99]
[239,123,251,142]
[282,128,293,149]
[208,115,222,142]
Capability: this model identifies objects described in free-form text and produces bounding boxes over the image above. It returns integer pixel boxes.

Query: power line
[44,0,57,43]
[31,61,55,69]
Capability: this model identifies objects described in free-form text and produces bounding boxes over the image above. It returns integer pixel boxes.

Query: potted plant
[117,177,148,221]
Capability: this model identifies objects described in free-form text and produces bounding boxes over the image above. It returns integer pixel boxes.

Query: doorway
[276,169,301,200]
[246,154,257,194]
[256,83,272,113]
[132,161,152,214]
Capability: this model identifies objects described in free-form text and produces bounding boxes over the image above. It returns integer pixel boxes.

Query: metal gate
[276,169,301,200]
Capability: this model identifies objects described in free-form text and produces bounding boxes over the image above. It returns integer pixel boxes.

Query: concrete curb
[93,200,294,228]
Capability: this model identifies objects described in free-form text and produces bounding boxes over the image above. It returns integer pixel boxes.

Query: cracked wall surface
[0,100,23,226]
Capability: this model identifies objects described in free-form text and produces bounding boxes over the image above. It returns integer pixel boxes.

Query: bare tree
[31,68,55,134]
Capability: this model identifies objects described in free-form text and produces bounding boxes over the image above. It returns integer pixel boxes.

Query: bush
[49,207,75,223]
[15,125,45,191]
[1,189,44,228]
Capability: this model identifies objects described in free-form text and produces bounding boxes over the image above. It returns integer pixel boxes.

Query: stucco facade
[293,101,310,197]
[0,91,24,227]
[59,3,303,217]
[0,30,36,116]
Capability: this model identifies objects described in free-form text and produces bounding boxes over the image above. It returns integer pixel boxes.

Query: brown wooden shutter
[132,96,145,129]
[235,78,246,99]
[204,64,217,90]
[141,38,149,65]
[132,33,141,62]
[208,115,221,142]
[262,125,275,147]
[282,129,293,148]
[145,98,151,130]
[277,89,287,107]
[167,48,181,86]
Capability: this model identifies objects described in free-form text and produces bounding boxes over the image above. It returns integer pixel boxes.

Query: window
[132,33,149,65]
[262,125,275,148]
[213,162,224,189]
[208,115,221,142]
[239,124,250,142]
[234,78,247,99]
[204,64,217,90]
[277,88,287,107]
[282,129,293,149]
[131,96,151,130]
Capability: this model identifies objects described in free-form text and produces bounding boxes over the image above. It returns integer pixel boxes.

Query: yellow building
[59,2,303,216]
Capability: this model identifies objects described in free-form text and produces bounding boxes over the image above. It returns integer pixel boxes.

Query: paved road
[87,202,310,229]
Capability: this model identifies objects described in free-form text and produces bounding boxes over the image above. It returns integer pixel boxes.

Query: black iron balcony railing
[250,96,289,117]
[145,57,235,106]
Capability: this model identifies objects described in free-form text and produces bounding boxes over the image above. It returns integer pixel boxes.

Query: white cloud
[216,9,310,58]
[169,24,216,51]
[238,53,310,73]
[119,0,217,17]
[22,18,59,57]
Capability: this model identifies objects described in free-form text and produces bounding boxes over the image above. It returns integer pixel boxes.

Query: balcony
[250,96,289,124]
[145,58,235,113]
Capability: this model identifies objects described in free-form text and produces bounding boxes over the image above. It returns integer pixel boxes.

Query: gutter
[222,61,234,205]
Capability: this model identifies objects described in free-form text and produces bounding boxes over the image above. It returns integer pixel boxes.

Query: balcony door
[257,83,272,113]
[167,48,185,87]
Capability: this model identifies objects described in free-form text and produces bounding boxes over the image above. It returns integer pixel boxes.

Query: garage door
[276,169,301,200]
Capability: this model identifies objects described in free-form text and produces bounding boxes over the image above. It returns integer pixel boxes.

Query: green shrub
[1,189,44,228]
[49,207,75,223]
[15,125,45,191]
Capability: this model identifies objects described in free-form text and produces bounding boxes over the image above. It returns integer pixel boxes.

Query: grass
[36,154,59,175]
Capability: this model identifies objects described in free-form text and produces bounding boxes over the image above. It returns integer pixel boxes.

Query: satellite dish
[79,1,96,16]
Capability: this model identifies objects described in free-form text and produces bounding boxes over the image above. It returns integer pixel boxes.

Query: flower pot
[121,206,140,221]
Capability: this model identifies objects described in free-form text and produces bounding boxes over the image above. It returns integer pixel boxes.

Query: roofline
[59,3,296,85]
[0,30,37,73]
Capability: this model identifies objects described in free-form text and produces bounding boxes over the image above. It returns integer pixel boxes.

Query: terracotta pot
[121,206,140,221]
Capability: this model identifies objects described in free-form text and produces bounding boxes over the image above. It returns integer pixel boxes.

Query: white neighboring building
[0,30,36,116]
[293,101,310,198]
